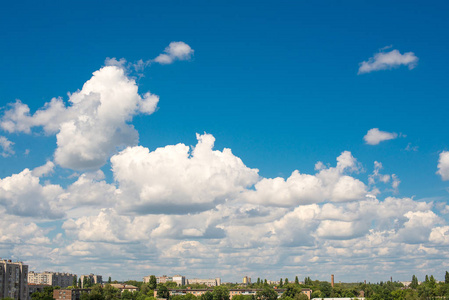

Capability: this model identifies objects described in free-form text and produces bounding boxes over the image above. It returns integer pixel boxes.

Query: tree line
[23,271,449,300]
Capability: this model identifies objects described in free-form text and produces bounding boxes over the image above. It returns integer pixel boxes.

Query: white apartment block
[187,278,221,287]
[28,271,75,288]
[0,259,28,300]
[144,275,186,286]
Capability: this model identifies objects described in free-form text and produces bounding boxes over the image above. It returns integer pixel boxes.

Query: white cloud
[437,151,449,181]
[1,66,159,170]
[32,161,55,177]
[111,133,259,214]
[243,151,366,207]
[396,210,440,244]
[364,128,398,145]
[0,214,50,244]
[0,136,14,157]
[429,226,449,245]
[0,169,64,218]
[358,49,418,74]
[154,42,194,64]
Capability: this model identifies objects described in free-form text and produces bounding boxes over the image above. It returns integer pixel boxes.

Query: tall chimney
[331,274,334,288]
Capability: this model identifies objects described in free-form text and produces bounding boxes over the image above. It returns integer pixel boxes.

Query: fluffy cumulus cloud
[358,48,418,74]
[154,42,194,64]
[0,66,158,170]
[437,151,449,181]
[0,136,14,157]
[111,133,259,214]
[0,168,64,218]
[364,128,398,145]
[243,151,366,206]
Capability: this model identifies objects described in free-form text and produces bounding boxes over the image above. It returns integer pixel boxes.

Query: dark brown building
[53,289,91,300]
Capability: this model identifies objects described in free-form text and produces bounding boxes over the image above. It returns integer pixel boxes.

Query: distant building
[28,271,76,288]
[242,276,251,285]
[151,275,186,286]
[80,274,102,288]
[53,289,91,300]
[187,278,221,287]
[0,259,28,300]
[28,283,51,298]
[109,284,138,293]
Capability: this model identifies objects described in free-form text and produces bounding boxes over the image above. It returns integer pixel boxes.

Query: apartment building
[0,259,28,300]
[80,274,102,288]
[28,271,75,288]
[53,289,92,300]
[148,275,186,286]
[187,278,221,287]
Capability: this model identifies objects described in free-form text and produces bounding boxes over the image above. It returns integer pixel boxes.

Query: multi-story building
[0,259,28,300]
[242,276,251,285]
[172,275,186,286]
[80,274,102,288]
[53,289,92,300]
[150,275,186,286]
[28,271,75,288]
[28,283,51,298]
[187,278,221,287]
[109,284,138,293]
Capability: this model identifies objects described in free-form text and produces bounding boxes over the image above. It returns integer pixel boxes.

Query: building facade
[28,271,76,288]
[151,275,186,286]
[109,284,138,293]
[53,289,92,300]
[187,278,221,287]
[80,274,102,288]
[0,259,28,300]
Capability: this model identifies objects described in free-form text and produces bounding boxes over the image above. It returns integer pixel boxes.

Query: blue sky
[1,0,449,283]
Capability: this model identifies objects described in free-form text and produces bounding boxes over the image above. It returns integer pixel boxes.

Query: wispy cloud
[364,128,398,145]
[358,48,418,74]
[0,136,14,157]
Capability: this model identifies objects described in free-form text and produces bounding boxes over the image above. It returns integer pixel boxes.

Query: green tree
[279,278,283,287]
[319,282,332,297]
[73,275,78,288]
[157,285,170,300]
[103,284,120,300]
[200,291,213,300]
[425,275,429,283]
[410,275,418,289]
[213,286,230,300]
[429,275,436,289]
[281,284,301,299]
[294,277,299,285]
[256,286,277,300]
[79,278,82,288]
[122,290,134,300]
[149,275,157,290]
[296,294,309,300]
[90,285,105,300]
[257,278,261,285]
[284,278,289,285]
[108,277,112,284]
